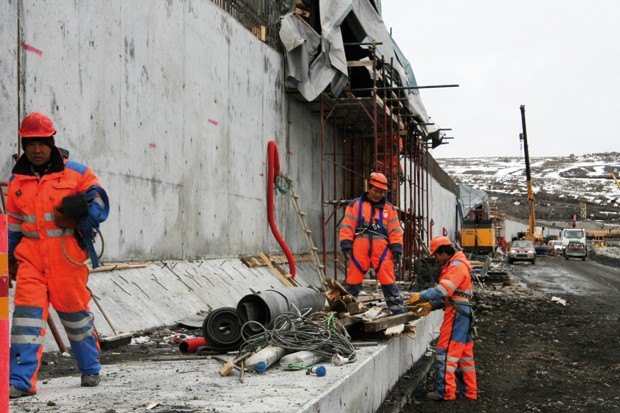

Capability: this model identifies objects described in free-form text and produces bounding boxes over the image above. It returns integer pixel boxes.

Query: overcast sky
[382,0,620,159]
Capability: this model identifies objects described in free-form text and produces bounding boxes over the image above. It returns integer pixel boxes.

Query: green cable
[274,173,292,195]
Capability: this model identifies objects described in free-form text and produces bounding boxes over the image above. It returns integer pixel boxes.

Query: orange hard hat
[369,172,388,190]
[429,236,452,255]
[19,112,56,138]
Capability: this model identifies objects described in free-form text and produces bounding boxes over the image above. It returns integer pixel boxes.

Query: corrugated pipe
[237,287,325,333]
[267,141,296,277]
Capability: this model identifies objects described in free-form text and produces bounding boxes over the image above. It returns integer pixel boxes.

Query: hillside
[437,152,620,224]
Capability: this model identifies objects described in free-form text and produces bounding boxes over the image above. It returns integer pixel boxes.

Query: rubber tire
[582,257,586,261]
[565,255,569,260]
[531,259,536,265]
[507,258,513,264]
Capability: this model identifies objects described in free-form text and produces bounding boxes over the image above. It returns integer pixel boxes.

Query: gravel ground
[380,267,620,413]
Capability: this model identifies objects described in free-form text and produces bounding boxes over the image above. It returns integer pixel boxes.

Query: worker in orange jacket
[409,236,477,401]
[7,113,109,398]
[339,172,405,314]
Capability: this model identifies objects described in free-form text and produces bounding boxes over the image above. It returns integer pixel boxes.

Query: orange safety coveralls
[339,194,403,285]
[7,149,105,393]
[419,250,478,400]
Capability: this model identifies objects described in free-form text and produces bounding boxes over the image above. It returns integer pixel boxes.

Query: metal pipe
[350,84,459,93]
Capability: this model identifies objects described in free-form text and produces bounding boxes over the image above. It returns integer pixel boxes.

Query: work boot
[381,284,406,314]
[426,391,443,401]
[9,385,35,399]
[81,373,101,387]
[345,283,362,297]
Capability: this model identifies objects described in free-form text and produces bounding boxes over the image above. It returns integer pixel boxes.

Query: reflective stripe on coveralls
[420,251,477,400]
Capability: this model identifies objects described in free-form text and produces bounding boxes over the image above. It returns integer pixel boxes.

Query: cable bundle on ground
[240,311,356,359]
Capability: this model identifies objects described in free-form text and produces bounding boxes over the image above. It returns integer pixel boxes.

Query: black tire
[582,257,586,261]
[565,255,569,260]
[531,259,536,265]
[507,258,513,264]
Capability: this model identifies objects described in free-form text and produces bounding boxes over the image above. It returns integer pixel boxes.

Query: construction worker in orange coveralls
[339,172,406,314]
[409,236,478,401]
[7,112,109,398]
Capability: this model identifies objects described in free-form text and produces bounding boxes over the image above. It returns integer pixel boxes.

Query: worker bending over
[409,236,477,401]
[7,112,109,398]
[339,172,406,314]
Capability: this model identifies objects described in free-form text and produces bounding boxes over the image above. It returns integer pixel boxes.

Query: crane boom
[520,105,536,241]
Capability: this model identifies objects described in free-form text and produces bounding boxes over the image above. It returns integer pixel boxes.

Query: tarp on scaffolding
[279,0,443,141]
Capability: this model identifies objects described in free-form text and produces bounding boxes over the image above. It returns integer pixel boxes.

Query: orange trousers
[10,237,100,393]
[346,237,395,285]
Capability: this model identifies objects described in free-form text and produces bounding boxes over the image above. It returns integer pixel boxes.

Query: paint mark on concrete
[149,143,157,149]
[21,43,43,55]
[208,119,218,126]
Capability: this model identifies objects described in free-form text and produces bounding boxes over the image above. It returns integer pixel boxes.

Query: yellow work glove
[407,293,421,305]
[412,302,433,317]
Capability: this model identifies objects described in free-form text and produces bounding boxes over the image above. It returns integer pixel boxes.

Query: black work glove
[342,248,351,261]
[393,251,402,273]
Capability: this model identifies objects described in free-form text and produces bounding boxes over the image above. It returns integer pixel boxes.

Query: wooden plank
[364,312,419,333]
[258,252,296,287]
[347,60,373,67]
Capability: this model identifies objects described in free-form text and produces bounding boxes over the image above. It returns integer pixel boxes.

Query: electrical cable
[240,310,356,360]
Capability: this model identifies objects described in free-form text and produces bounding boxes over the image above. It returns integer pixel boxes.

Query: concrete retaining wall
[1,0,331,261]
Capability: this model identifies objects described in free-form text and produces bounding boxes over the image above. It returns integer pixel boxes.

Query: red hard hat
[19,112,56,138]
[369,172,388,190]
[429,236,452,255]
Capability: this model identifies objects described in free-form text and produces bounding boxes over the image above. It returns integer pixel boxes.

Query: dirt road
[382,256,620,413]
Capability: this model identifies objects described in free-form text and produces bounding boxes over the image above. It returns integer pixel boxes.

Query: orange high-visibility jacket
[339,195,403,252]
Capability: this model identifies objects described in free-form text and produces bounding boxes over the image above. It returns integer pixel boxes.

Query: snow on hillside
[437,152,620,223]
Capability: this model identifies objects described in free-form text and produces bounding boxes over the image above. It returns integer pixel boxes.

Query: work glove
[393,251,402,273]
[341,248,351,261]
[408,292,421,305]
[8,258,18,288]
[411,302,433,317]
[54,206,79,229]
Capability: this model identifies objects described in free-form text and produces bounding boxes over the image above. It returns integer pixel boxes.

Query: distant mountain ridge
[436,152,620,224]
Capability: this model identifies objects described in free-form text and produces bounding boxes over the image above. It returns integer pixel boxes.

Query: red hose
[267,141,296,278]
[179,337,207,354]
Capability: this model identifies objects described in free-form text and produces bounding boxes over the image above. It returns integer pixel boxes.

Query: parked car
[564,241,587,261]
[507,240,536,264]
[549,240,564,254]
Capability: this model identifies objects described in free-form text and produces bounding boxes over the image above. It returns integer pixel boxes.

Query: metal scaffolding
[317,42,442,283]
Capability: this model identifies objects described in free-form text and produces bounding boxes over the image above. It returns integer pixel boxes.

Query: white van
[560,228,587,253]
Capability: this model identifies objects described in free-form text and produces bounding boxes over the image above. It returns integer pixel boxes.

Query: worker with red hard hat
[7,112,109,398]
[339,172,406,314]
[409,236,478,401]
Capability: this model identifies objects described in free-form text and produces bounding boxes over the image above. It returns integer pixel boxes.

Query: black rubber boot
[381,284,406,314]
[345,283,362,297]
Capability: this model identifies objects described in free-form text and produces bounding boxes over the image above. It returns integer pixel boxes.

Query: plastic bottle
[280,351,325,370]
[245,345,288,374]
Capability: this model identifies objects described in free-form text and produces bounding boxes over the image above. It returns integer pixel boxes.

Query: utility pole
[519,105,536,241]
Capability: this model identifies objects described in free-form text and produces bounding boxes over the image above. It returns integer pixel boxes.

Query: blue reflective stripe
[11,325,43,336]
[450,260,463,267]
[57,310,93,323]
[65,160,88,174]
[9,174,15,182]
[13,306,43,319]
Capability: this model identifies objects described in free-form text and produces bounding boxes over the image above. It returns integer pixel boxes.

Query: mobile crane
[519,105,542,242]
